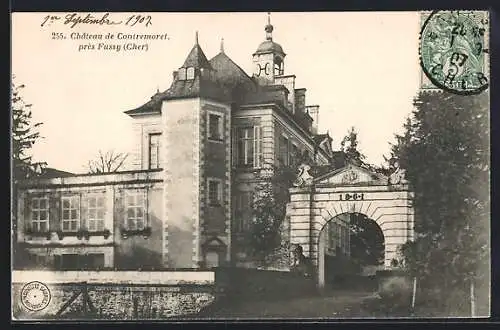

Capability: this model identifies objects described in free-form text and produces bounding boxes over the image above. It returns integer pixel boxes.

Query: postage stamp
[419,10,489,95]
[11,11,491,321]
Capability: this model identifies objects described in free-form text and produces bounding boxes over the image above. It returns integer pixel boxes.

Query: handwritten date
[41,13,152,28]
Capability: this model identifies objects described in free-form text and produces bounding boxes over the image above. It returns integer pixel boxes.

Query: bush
[378,275,412,304]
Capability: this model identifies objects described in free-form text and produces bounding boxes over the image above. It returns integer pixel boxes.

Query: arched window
[274,56,283,76]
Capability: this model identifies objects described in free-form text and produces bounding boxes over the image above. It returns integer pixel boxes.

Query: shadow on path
[173,289,385,320]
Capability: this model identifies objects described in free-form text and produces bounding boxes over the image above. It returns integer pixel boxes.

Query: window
[178,68,186,80]
[304,149,311,162]
[208,113,223,141]
[328,222,336,254]
[280,135,290,166]
[80,253,105,269]
[235,126,261,168]
[234,191,253,233]
[207,178,222,206]
[61,195,80,232]
[337,224,342,249]
[186,67,195,80]
[87,194,105,231]
[28,254,49,269]
[126,190,146,230]
[237,127,253,167]
[149,133,161,169]
[30,197,49,232]
[291,144,299,166]
[343,227,349,255]
[55,253,105,270]
[274,62,283,76]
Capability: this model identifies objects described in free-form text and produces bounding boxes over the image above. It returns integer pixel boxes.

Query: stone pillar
[288,187,312,258]
[318,229,326,288]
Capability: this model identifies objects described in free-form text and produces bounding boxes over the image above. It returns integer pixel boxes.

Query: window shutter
[49,194,60,232]
[81,193,88,230]
[115,189,125,231]
[253,126,261,168]
[23,194,31,232]
[144,188,149,228]
[219,114,224,140]
[231,127,237,168]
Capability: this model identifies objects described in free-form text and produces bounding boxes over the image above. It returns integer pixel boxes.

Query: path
[180,289,388,319]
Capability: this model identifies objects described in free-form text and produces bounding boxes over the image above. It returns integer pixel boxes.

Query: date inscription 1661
[339,193,364,201]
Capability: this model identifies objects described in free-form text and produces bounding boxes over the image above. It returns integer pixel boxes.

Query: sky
[12,12,421,174]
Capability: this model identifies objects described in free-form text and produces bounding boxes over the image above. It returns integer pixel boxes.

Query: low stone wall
[12,270,216,320]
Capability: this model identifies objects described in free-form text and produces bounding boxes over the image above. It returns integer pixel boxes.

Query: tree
[12,77,47,268]
[12,77,46,180]
[392,90,489,312]
[87,150,128,174]
[246,152,310,266]
[348,213,385,266]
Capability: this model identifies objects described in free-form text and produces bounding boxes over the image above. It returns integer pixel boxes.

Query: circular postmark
[420,10,489,95]
[20,281,51,312]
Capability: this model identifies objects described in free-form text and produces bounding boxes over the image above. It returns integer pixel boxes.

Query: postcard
[11,11,490,320]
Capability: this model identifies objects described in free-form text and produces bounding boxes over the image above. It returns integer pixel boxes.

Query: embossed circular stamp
[420,10,489,95]
[20,281,51,312]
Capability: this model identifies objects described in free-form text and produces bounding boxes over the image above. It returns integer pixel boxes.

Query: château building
[14,16,343,271]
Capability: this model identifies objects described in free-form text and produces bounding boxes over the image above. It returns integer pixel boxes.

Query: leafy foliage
[12,77,47,267]
[245,149,311,264]
[12,77,46,180]
[392,91,489,292]
[246,162,297,264]
[87,150,129,173]
[349,213,385,266]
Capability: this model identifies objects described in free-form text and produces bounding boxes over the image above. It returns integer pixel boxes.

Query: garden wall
[12,270,216,320]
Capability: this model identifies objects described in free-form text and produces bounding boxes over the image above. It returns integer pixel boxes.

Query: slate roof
[124,91,165,116]
[182,43,213,70]
[242,84,289,107]
[38,167,75,179]
[210,53,255,91]
[163,74,231,102]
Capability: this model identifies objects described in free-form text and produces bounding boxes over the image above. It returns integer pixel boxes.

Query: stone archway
[317,212,385,289]
[287,164,414,288]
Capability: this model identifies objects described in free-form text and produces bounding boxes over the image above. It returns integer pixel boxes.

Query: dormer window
[186,67,195,80]
[178,69,187,80]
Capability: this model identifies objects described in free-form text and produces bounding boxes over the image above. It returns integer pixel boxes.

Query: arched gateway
[287,164,414,288]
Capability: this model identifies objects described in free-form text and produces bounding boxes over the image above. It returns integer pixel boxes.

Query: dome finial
[265,12,274,41]
[195,31,199,45]
[220,37,225,53]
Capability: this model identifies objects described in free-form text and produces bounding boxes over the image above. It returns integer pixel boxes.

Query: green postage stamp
[420,10,489,95]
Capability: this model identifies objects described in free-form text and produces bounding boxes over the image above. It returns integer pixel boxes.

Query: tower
[252,13,286,85]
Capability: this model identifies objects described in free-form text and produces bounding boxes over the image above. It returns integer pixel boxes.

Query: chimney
[306,105,320,134]
[274,75,296,113]
[294,88,306,114]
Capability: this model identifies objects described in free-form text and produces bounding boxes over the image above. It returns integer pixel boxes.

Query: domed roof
[255,40,285,55]
[253,14,286,56]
